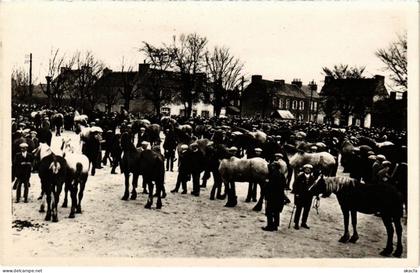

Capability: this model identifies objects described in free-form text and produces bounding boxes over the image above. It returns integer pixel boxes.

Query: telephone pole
[29,53,33,99]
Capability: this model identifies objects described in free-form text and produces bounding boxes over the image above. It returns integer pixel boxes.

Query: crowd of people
[11,102,407,232]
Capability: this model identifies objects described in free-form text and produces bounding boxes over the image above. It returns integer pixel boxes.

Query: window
[313,101,317,111]
[285,99,290,109]
[299,114,304,121]
[299,100,305,110]
[192,110,198,117]
[279,98,284,109]
[201,110,210,118]
[272,97,279,108]
[292,100,297,110]
[179,109,186,117]
[161,107,171,116]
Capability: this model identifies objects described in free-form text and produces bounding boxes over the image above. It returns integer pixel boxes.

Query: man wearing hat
[13,143,34,203]
[163,129,178,172]
[292,164,316,230]
[189,142,205,196]
[171,144,190,194]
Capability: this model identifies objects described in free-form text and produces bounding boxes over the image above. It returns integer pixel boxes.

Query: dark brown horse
[309,175,404,257]
[120,132,165,209]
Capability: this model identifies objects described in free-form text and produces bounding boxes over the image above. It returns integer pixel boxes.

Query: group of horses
[23,111,407,258]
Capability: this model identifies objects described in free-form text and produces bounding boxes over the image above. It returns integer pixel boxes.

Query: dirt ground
[9,131,407,259]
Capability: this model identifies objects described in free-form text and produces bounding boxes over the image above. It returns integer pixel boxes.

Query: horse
[289,151,337,177]
[32,143,68,222]
[75,124,102,175]
[309,175,404,257]
[132,119,161,146]
[60,138,90,218]
[51,113,64,136]
[120,132,165,209]
[218,157,270,211]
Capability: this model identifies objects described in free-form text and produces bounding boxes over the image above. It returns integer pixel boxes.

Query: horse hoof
[161,192,166,199]
[252,206,262,212]
[210,196,215,201]
[62,203,67,208]
[121,194,129,201]
[349,235,359,243]
[69,214,75,219]
[45,215,51,221]
[39,206,45,213]
[338,236,350,243]
[130,194,137,200]
[156,203,162,209]
[217,196,226,200]
[393,248,402,258]
[245,198,251,203]
[52,216,58,223]
[380,248,393,257]
[252,198,257,202]
[145,203,152,209]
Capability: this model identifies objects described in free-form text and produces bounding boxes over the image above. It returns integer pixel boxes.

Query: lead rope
[312,196,320,215]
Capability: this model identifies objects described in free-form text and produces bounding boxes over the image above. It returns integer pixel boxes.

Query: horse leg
[201,170,210,188]
[62,181,69,208]
[223,180,232,207]
[339,208,350,243]
[142,176,148,194]
[122,172,130,200]
[349,210,359,243]
[245,182,253,202]
[76,181,85,213]
[225,181,237,207]
[69,184,77,218]
[131,174,139,200]
[253,182,265,212]
[393,217,403,257]
[251,182,258,202]
[45,193,52,221]
[39,184,46,213]
[52,184,61,222]
[156,181,163,209]
[380,216,394,256]
[144,180,154,209]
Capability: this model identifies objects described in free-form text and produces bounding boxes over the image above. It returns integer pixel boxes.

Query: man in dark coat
[13,143,33,203]
[37,123,52,146]
[83,132,101,176]
[163,129,177,172]
[189,142,205,196]
[262,161,287,231]
[171,144,190,194]
[110,132,122,174]
[136,127,150,148]
[292,164,316,230]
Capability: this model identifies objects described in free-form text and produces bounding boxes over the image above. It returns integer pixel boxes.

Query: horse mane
[323,176,359,195]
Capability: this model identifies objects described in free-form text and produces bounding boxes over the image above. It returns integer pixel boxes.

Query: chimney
[390,91,396,100]
[251,75,263,83]
[291,78,302,88]
[138,63,150,75]
[103,67,112,76]
[274,79,285,86]
[374,75,385,85]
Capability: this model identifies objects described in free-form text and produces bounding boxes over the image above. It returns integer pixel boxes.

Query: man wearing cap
[189,142,205,196]
[13,143,34,203]
[292,164,316,230]
[171,144,190,194]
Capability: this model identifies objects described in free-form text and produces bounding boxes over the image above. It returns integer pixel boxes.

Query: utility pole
[29,53,33,99]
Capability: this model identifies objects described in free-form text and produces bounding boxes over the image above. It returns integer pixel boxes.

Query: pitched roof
[301,85,320,99]
[261,80,306,99]
[95,71,138,88]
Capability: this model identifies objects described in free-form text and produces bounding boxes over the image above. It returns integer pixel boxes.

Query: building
[241,75,321,121]
[319,75,389,127]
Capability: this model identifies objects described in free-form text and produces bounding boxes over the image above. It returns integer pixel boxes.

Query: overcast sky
[1,1,411,91]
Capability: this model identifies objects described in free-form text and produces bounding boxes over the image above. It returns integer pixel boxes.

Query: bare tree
[40,48,75,107]
[170,33,208,117]
[11,67,29,101]
[139,42,175,116]
[205,46,244,117]
[100,85,120,114]
[117,63,140,112]
[376,33,407,91]
[71,51,105,112]
[322,64,365,79]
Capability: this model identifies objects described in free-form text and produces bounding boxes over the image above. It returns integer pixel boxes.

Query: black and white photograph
[1,1,419,268]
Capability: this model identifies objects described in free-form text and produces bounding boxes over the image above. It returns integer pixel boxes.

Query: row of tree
[12,32,406,119]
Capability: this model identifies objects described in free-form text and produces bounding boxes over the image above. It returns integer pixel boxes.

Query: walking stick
[288,204,296,229]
